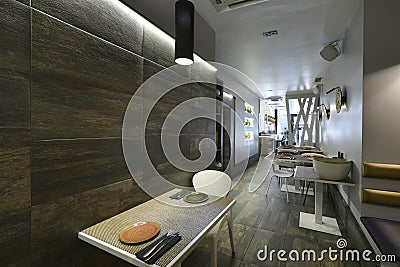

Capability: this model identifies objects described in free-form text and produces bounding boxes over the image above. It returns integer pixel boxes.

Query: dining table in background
[276,146,324,155]
[273,154,315,196]
[78,189,235,267]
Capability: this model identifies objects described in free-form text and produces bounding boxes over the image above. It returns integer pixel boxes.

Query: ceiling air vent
[209,0,271,13]
[262,30,278,37]
[265,96,283,101]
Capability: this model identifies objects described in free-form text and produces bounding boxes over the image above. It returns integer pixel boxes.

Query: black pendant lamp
[175,0,194,65]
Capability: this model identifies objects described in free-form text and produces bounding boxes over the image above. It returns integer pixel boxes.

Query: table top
[277,146,323,154]
[274,154,313,167]
[78,189,235,267]
[294,166,355,186]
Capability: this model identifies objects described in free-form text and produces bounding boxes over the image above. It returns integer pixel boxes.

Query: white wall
[321,0,400,223]
[363,66,400,164]
[361,0,400,221]
[362,0,400,164]
[319,0,363,219]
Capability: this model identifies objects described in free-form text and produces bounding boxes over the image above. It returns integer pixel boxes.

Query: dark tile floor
[182,165,376,267]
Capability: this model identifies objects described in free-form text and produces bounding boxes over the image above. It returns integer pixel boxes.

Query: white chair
[192,170,235,267]
[266,164,294,202]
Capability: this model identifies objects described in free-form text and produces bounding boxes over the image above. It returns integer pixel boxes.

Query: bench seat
[361,217,400,261]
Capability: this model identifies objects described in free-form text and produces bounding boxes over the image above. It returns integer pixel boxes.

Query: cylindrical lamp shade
[175,0,194,65]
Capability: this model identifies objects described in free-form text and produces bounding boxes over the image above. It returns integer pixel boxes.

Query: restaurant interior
[1,0,399,266]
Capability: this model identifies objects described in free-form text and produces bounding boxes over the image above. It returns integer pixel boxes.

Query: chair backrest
[272,163,280,172]
[193,170,232,198]
[272,163,294,174]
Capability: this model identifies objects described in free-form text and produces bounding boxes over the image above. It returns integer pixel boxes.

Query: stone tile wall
[0,0,216,265]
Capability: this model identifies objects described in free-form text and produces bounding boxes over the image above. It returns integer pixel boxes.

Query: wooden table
[294,166,355,236]
[78,189,235,267]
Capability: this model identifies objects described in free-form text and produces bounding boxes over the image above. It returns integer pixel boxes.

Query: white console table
[294,166,355,236]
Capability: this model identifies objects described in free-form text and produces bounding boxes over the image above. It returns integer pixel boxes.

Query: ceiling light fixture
[175,0,194,65]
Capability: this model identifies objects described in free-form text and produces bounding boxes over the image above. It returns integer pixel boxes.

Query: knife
[144,232,180,259]
[142,232,173,258]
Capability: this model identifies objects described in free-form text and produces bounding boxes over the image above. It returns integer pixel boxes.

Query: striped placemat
[81,196,234,266]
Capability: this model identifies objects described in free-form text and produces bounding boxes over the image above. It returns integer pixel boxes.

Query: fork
[143,231,173,258]
[144,232,180,260]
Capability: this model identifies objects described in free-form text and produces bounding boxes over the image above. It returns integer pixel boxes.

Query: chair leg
[227,211,235,255]
[303,182,311,206]
[284,178,289,203]
[327,184,331,199]
[266,175,273,196]
[208,236,218,267]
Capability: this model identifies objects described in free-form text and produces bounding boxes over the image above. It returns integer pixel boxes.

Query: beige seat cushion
[363,162,400,180]
[362,189,400,207]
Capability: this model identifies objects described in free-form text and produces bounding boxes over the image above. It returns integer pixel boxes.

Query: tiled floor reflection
[182,165,375,267]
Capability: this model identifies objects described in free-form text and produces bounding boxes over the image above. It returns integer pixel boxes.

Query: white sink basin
[313,158,352,181]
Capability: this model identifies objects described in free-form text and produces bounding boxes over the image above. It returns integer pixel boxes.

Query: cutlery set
[169,189,192,200]
[136,231,182,264]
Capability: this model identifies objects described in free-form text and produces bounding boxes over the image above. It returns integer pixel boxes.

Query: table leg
[281,182,313,196]
[227,211,235,254]
[314,183,323,224]
[294,179,301,191]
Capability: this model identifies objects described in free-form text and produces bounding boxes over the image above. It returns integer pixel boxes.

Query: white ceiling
[191,0,360,99]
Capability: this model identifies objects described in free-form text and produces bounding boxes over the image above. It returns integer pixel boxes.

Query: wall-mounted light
[325,86,347,113]
[320,104,330,120]
[175,0,194,65]
[320,40,344,62]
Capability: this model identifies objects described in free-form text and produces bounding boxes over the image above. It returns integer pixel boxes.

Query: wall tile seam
[30,176,140,207]
[31,137,123,143]
[0,67,31,76]
[31,177,137,205]
[29,10,34,262]
[29,4,33,227]
[11,0,31,8]
[0,127,31,130]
